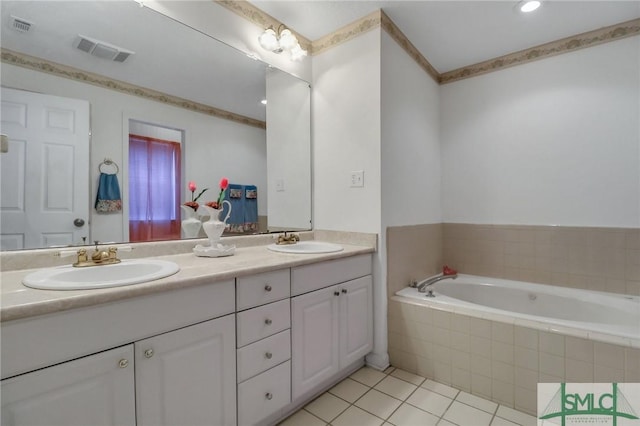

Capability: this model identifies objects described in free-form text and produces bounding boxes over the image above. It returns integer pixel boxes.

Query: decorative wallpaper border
[215,0,312,53]
[311,10,382,56]
[379,11,439,82]
[221,1,638,85]
[1,48,266,129]
[439,18,640,84]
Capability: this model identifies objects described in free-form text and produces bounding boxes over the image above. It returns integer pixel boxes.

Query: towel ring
[99,158,119,175]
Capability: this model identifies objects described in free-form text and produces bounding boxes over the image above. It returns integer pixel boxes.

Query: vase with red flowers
[181,181,208,238]
[201,177,231,244]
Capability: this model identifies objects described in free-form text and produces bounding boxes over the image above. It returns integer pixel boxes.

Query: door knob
[73,218,85,227]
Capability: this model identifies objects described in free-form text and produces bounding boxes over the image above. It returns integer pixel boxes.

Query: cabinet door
[339,275,373,366]
[1,345,135,426]
[135,315,236,426]
[291,285,340,399]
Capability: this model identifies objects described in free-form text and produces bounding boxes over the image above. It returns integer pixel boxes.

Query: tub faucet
[416,273,457,293]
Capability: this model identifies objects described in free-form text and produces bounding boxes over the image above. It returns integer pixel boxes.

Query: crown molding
[215,0,311,53]
[440,18,640,84]
[1,48,266,130]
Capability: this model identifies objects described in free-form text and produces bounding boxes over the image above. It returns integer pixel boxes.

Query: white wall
[441,36,640,227]
[2,64,266,243]
[381,32,441,227]
[312,29,382,233]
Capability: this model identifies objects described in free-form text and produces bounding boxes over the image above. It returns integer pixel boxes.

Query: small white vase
[200,201,232,245]
[180,205,202,239]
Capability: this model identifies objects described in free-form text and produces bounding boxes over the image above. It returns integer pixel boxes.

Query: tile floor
[279,366,537,426]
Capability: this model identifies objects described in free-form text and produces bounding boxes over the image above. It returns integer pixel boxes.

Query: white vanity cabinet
[291,255,373,399]
[135,315,236,426]
[1,345,136,426]
[1,280,237,426]
[236,269,292,426]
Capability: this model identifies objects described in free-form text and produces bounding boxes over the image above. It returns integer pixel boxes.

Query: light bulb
[290,43,307,62]
[520,0,541,12]
[258,28,279,52]
[278,29,298,51]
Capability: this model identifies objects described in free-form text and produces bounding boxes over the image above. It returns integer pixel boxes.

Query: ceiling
[249,1,640,73]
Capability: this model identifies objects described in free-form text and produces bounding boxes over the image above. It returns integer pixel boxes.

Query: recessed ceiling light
[519,0,541,13]
[261,99,267,105]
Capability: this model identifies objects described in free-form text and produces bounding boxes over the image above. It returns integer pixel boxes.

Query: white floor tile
[351,366,388,387]
[406,387,453,417]
[455,391,498,414]
[495,405,537,426]
[491,416,519,426]
[304,393,349,423]
[278,409,327,426]
[329,378,370,403]
[375,376,418,401]
[391,368,426,386]
[332,406,384,426]
[388,403,440,426]
[443,401,493,426]
[355,389,402,420]
[421,379,460,399]
[384,366,396,375]
[437,420,458,426]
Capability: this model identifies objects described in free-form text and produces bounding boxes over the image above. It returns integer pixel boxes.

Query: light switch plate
[350,170,364,187]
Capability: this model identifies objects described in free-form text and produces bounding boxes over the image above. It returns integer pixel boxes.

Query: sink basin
[267,241,343,254]
[22,259,180,290]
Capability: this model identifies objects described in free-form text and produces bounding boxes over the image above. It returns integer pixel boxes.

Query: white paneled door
[1,87,90,250]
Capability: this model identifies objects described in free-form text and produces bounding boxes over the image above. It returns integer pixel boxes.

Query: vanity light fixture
[518,0,541,12]
[258,25,307,61]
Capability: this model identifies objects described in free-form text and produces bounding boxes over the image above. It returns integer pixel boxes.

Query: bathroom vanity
[0,242,374,426]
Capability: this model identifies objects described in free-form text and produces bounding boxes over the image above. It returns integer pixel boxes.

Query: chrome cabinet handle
[264,284,272,292]
[265,352,273,359]
[341,289,347,294]
[334,291,340,296]
[264,318,272,325]
[144,349,154,358]
[118,359,129,368]
[265,392,273,400]
[73,218,85,227]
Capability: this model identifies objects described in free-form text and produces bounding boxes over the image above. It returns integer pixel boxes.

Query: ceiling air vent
[10,15,33,33]
[74,34,135,63]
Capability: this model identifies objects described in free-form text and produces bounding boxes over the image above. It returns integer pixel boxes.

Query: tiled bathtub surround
[386,223,639,296]
[442,224,640,295]
[386,224,443,298]
[387,299,640,416]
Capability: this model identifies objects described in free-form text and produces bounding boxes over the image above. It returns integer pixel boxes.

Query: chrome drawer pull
[265,318,272,325]
[264,284,272,292]
[144,349,154,358]
[334,291,340,296]
[265,352,273,359]
[265,392,273,400]
[341,289,347,294]
[118,359,129,368]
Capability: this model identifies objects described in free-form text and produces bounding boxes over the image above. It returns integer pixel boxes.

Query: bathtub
[389,274,640,414]
[394,274,640,343]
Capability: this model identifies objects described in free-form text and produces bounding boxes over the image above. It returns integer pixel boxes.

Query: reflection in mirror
[0,1,311,251]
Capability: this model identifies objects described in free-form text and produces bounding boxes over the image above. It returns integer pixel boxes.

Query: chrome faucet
[415,273,457,293]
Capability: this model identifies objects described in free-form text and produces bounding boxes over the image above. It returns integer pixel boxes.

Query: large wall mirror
[0,1,311,251]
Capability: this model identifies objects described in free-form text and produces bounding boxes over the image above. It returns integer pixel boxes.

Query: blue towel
[95,173,122,213]
[225,183,245,232]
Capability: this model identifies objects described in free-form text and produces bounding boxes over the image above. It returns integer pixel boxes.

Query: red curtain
[128,135,181,242]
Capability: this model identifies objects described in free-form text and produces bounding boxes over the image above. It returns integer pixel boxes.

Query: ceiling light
[261,99,267,105]
[258,25,307,61]
[519,0,541,12]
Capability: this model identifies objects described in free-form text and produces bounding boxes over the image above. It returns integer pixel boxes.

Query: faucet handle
[116,245,133,252]
[57,249,80,258]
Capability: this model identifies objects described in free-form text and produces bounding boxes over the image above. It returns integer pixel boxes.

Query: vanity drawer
[237,361,291,426]
[237,329,290,383]
[291,254,372,296]
[236,269,290,311]
[236,298,290,348]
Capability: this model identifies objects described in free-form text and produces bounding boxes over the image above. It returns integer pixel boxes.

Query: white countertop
[1,243,374,322]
